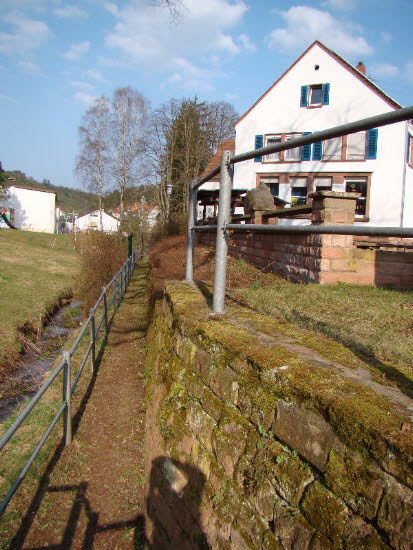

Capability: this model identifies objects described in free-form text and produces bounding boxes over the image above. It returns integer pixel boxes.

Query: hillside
[4,171,158,214]
[4,171,98,214]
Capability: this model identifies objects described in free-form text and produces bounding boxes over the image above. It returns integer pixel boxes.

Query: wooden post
[63,351,72,445]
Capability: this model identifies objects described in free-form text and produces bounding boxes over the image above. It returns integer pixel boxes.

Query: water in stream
[0,300,82,422]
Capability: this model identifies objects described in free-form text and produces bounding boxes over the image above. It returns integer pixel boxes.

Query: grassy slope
[0,230,77,373]
[233,274,413,379]
[150,236,413,386]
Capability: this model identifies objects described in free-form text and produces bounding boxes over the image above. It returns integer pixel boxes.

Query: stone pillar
[310,191,360,225]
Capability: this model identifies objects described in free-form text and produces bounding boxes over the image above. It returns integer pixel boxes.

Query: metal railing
[0,252,136,516]
[185,106,413,313]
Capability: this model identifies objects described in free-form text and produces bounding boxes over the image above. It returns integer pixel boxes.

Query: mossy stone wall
[145,281,413,549]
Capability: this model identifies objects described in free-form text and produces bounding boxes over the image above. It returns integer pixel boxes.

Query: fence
[0,252,136,516]
[185,105,413,313]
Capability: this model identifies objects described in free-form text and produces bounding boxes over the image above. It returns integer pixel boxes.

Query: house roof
[77,209,118,221]
[9,183,56,195]
[199,139,235,182]
[236,40,402,126]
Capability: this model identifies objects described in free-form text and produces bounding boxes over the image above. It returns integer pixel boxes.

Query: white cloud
[82,68,106,82]
[266,6,373,57]
[0,11,49,55]
[54,5,88,18]
[370,63,399,79]
[63,41,90,60]
[381,31,392,44]
[17,60,42,75]
[238,33,256,52]
[70,80,94,90]
[405,62,413,85]
[0,92,18,103]
[73,91,97,105]
[323,0,357,11]
[105,0,248,91]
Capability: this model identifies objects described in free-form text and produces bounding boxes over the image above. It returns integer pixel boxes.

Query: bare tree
[110,87,150,223]
[206,101,238,153]
[75,96,110,228]
[149,0,184,21]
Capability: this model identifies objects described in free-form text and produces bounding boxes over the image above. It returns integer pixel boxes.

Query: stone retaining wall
[196,191,413,288]
[145,281,413,549]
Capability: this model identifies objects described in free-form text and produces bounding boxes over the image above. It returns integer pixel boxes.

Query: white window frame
[309,84,323,106]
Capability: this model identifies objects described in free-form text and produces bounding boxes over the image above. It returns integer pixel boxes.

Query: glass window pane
[347,132,366,160]
[346,179,367,216]
[265,136,281,160]
[310,85,322,105]
[291,177,307,205]
[261,177,279,197]
[285,134,301,160]
[323,137,342,160]
[314,177,332,191]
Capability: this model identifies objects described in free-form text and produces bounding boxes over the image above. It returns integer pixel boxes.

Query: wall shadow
[146,457,209,549]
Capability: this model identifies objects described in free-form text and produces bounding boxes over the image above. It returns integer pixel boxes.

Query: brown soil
[149,234,277,294]
[6,262,149,549]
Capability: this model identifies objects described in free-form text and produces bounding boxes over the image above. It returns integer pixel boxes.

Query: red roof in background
[199,139,235,182]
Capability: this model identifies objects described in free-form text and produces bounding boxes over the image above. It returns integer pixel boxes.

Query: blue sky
[1,0,412,189]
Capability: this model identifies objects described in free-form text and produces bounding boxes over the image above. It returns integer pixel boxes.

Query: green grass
[0,230,78,374]
[233,278,413,388]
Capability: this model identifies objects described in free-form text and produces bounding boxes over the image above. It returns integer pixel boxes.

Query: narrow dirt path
[9,261,149,549]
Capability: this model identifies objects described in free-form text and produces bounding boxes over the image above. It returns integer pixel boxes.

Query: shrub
[72,231,127,314]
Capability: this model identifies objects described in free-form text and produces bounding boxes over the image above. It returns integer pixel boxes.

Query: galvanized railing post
[185,185,197,282]
[103,286,108,337]
[212,150,233,314]
[113,277,117,313]
[63,351,72,445]
[89,308,96,373]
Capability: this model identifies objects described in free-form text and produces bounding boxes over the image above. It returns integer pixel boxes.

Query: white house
[75,209,119,232]
[0,185,56,233]
[233,41,413,227]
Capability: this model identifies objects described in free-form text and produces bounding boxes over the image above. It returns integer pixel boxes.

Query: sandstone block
[273,401,342,471]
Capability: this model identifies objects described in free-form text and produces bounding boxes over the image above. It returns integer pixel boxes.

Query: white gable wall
[1,186,56,233]
[234,43,406,226]
[75,210,119,232]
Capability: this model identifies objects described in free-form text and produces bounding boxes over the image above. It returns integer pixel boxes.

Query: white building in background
[234,40,413,227]
[75,209,119,232]
[0,185,56,233]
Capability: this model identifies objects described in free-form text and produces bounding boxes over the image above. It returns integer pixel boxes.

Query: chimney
[356,61,366,75]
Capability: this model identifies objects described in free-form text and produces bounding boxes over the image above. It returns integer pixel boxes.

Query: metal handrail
[191,105,413,190]
[0,251,136,516]
[185,105,413,313]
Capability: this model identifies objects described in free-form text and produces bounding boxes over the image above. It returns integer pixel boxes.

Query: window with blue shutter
[300,85,308,107]
[302,132,312,160]
[312,140,323,160]
[254,134,263,162]
[322,83,330,105]
[366,128,378,159]
[407,133,412,163]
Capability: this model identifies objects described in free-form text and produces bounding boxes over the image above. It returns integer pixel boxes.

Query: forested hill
[5,171,99,214]
[4,171,158,214]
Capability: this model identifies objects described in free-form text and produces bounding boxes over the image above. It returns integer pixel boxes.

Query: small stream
[0,300,82,422]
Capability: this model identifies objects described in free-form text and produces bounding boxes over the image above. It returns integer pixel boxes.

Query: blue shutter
[366,128,378,159]
[300,85,308,107]
[407,134,411,163]
[254,134,263,162]
[322,83,330,105]
[312,140,323,160]
[302,132,312,161]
